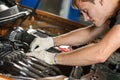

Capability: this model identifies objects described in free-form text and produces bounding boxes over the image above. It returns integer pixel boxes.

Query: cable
[0,11,29,20]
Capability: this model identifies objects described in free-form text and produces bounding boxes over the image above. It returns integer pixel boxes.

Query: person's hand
[30,37,54,51]
[26,50,57,64]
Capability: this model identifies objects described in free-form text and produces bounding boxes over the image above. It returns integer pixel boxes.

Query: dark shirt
[115,9,120,25]
[109,9,120,28]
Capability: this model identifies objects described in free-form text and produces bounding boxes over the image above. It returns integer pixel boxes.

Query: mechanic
[28,0,120,67]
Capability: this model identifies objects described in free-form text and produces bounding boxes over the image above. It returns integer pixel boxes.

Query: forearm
[53,27,93,46]
[54,21,110,47]
[53,25,108,47]
[55,42,113,66]
[55,44,98,66]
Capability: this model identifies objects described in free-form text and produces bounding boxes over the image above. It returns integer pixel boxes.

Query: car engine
[0,0,120,80]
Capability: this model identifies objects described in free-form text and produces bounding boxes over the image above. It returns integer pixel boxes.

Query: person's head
[72,0,119,27]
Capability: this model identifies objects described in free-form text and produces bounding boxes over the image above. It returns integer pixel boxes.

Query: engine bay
[0,1,83,79]
[0,1,120,80]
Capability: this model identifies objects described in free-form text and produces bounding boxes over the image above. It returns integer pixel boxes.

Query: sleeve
[109,9,120,28]
[115,9,120,25]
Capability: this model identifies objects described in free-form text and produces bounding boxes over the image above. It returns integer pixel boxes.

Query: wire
[0,11,29,20]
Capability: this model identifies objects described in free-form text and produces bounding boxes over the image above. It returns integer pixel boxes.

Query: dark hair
[72,0,95,9]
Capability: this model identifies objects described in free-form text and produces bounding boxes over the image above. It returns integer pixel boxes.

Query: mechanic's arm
[54,23,109,46]
[30,21,109,51]
[55,24,120,66]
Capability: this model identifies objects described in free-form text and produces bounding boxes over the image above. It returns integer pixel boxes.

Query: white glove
[26,50,57,64]
[30,37,54,51]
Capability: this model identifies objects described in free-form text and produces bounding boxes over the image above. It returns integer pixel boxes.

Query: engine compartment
[0,1,120,80]
[0,1,85,79]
